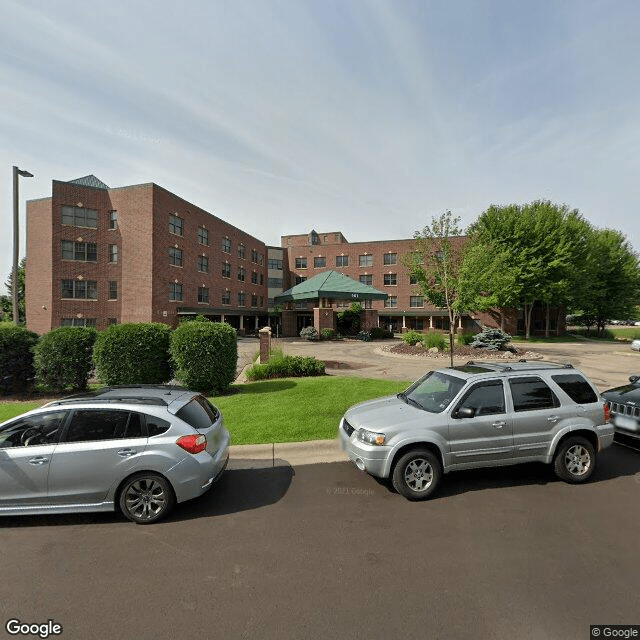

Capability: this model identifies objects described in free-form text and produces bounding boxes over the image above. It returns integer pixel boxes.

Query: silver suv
[339,361,614,500]
[0,385,230,523]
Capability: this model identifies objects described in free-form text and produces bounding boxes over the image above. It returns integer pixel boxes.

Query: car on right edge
[602,374,640,443]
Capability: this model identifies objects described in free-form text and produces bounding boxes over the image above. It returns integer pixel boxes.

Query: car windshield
[399,371,466,413]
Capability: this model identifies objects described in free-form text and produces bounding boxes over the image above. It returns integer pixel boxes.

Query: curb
[228,438,346,469]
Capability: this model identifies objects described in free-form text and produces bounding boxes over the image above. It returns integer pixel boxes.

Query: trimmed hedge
[93,323,172,385]
[246,355,325,381]
[34,326,97,392]
[170,321,237,393]
[0,323,39,395]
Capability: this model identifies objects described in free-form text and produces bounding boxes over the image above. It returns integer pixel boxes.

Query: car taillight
[604,403,611,423]
[176,434,207,454]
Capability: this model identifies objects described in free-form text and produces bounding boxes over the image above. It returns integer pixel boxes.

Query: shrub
[34,327,97,392]
[369,327,385,340]
[471,328,512,351]
[170,321,238,393]
[402,330,424,346]
[337,303,362,335]
[0,323,39,395]
[320,328,336,340]
[357,330,372,342]
[300,326,318,341]
[456,331,475,346]
[246,354,325,380]
[93,322,172,385]
[424,331,447,350]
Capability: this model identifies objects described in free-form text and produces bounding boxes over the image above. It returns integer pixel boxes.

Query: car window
[64,409,140,443]
[455,380,505,417]
[176,397,216,430]
[551,374,598,404]
[0,411,67,448]
[402,371,466,413]
[509,376,560,412]
[146,416,171,437]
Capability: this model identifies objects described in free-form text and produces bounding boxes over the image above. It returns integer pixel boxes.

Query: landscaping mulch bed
[384,343,542,360]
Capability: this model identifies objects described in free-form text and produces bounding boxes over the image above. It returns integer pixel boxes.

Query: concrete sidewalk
[229,438,345,469]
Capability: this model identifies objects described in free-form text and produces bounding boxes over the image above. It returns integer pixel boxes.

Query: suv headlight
[357,428,386,446]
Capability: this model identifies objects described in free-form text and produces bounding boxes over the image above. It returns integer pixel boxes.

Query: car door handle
[492,421,506,429]
[547,415,560,423]
[28,457,49,465]
[117,449,136,458]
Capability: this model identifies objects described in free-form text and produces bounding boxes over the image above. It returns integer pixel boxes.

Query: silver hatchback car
[340,361,614,500]
[0,385,230,523]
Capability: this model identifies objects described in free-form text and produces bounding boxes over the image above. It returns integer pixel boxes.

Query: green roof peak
[68,175,110,190]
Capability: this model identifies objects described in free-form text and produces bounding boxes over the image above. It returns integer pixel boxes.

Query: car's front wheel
[392,448,442,500]
[119,473,175,524]
[553,436,596,483]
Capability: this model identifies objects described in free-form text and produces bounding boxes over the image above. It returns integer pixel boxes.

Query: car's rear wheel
[392,448,442,500]
[553,436,596,483]
[119,473,175,524]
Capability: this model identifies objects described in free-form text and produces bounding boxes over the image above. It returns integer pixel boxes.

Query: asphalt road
[2,444,640,640]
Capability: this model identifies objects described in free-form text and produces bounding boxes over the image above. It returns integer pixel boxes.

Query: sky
[1,0,639,292]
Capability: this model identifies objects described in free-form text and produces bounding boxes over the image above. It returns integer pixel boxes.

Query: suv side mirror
[629,375,639,384]
[456,406,476,419]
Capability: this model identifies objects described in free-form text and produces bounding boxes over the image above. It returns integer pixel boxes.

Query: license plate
[614,415,639,431]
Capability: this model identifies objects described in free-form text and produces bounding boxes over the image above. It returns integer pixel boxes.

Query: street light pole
[12,166,33,324]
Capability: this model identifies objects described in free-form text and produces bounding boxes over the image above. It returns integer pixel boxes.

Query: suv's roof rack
[47,396,169,407]
[465,360,574,372]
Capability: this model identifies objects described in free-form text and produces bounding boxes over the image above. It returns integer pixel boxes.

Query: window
[197,255,209,273]
[295,275,307,285]
[108,281,118,300]
[169,247,183,267]
[258,253,264,265]
[238,267,245,282]
[295,257,307,269]
[61,280,97,300]
[384,273,397,286]
[455,381,505,417]
[251,271,258,284]
[198,286,209,304]
[61,318,97,327]
[363,299,372,309]
[238,292,245,307]
[0,411,67,448]
[222,291,230,305]
[169,283,183,301]
[222,237,231,253]
[360,275,372,286]
[551,374,598,404]
[268,259,283,270]
[251,249,263,264]
[251,294,258,307]
[314,256,326,268]
[384,296,397,308]
[268,298,275,307]
[198,227,209,245]
[61,241,97,262]
[62,205,97,228]
[176,397,219,430]
[509,377,560,412]
[238,244,246,259]
[107,318,118,326]
[109,211,118,230]
[410,296,424,308]
[65,410,143,443]
[259,274,264,285]
[260,296,264,307]
[268,278,283,288]
[109,244,118,263]
[336,255,349,267]
[359,255,373,267]
[169,214,183,236]
[222,262,231,278]
[384,253,397,265]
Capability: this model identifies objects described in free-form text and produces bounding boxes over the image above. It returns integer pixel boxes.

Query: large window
[410,296,424,308]
[65,410,143,443]
[222,262,231,278]
[359,254,373,267]
[109,211,118,230]
[360,275,372,285]
[169,247,183,267]
[169,214,184,236]
[238,267,245,282]
[61,280,97,300]
[61,318,96,328]
[238,244,246,259]
[454,381,505,417]
[251,271,258,284]
[384,273,397,286]
[268,278,283,288]
[108,281,118,300]
[62,205,97,228]
[251,294,258,307]
[198,286,209,304]
[198,227,209,245]
[238,292,245,307]
[295,257,307,269]
[384,296,397,308]
[169,283,183,301]
[509,377,559,412]
[108,244,118,263]
[268,259,283,270]
[314,256,326,268]
[336,255,349,267]
[222,237,231,253]
[222,291,230,305]
[197,255,209,273]
[61,241,97,262]
[384,253,397,265]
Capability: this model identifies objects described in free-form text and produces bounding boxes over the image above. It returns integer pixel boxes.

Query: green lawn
[0,377,410,446]
[511,334,581,343]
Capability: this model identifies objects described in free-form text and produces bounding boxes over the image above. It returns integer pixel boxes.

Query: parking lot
[2,338,639,640]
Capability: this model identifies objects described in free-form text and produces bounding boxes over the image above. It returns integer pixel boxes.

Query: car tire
[118,473,175,524]
[392,448,442,501]
[553,437,596,484]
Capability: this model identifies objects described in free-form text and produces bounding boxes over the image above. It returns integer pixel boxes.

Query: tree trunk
[525,303,535,340]
[545,303,550,338]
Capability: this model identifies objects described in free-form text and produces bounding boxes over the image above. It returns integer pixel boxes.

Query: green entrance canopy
[275,270,388,303]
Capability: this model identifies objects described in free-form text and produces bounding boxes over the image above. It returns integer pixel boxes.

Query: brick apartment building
[25,175,563,337]
[26,176,271,335]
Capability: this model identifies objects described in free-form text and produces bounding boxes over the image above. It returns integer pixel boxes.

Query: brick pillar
[314,307,336,335]
[282,309,297,337]
[259,326,271,363]
[361,309,378,331]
